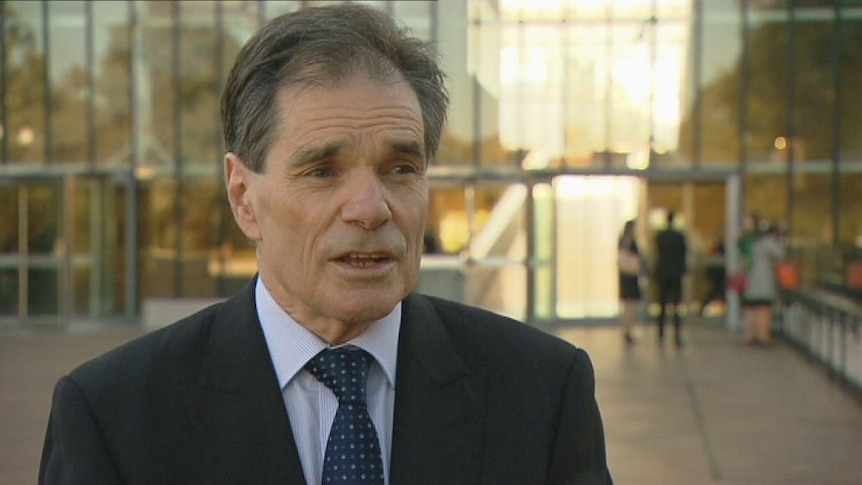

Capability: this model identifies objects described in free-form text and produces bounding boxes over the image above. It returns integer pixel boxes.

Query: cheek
[402,192,429,243]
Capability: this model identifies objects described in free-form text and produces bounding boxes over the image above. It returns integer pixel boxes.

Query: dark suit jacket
[655,228,687,281]
[40,280,612,484]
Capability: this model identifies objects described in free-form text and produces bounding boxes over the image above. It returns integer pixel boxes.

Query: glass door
[0,179,64,326]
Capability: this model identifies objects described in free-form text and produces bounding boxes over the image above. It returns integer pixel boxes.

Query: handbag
[617,249,640,275]
[775,259,800,289]
[726,271,748,293]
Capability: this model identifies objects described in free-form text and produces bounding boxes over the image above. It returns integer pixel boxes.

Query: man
[39,5,612,484]
[654,211,688,347]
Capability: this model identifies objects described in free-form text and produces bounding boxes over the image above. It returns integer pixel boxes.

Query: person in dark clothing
[655,211,687,346]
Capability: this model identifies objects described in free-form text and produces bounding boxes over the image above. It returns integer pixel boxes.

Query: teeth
[344,253,385,267]
[348,253,383,260]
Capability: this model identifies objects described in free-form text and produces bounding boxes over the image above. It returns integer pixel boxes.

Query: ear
[225,153,262,241]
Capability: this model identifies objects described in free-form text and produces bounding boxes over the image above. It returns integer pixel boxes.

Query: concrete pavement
[2,318,860,484]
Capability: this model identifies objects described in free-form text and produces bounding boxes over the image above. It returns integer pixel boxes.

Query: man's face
[226,73,428,339]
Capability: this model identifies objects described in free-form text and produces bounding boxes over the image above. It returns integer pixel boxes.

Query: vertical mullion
[785,3,796,239]
[738,1,749,216]
[693,0,704,167]
[831,4,842,246]
[216,0,228,297]
[172,0,184,297]
[86,1,96,166]
[1,1,8,165]
[43,1,52,165]
[126,0,139,317]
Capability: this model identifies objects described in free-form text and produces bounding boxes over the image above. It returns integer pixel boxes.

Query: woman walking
[618,220,642,344]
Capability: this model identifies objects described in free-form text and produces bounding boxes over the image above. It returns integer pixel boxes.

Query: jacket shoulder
[68,300,226,391]
[414,294,583,365]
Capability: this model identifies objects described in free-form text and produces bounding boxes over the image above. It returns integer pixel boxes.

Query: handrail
[779,288,862,400]
[782,288,862,322]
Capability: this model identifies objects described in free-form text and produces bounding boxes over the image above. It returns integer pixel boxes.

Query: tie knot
[305,347,373,405]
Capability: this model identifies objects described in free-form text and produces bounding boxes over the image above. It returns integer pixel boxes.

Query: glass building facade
[1,0,860,327]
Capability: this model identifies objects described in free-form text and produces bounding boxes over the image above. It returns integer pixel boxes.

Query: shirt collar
[255,277,401,391]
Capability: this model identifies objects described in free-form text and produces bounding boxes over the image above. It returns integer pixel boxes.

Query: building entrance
[0,174,133,327]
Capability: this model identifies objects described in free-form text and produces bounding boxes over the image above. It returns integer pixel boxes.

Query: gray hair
[221,4,449,173]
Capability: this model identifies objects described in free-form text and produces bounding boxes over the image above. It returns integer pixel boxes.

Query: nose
[340,170,392,230]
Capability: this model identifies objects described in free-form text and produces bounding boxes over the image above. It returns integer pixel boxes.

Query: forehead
[275,73,423,138]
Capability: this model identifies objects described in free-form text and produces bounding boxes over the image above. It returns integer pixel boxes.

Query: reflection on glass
[792,173,834,246]
[839,173,862,248]
[745,173,789,239]
[555,176,640,319]
[28,267,58,315]
[94,1,132,165]
[838,15,862,163]
[49,0,88,163]
[427,186,465,255]
[470,1,692,169]
[792,15,836,162]
[139,178,178,298]
[6,1,46,164]
[469,183,527,262]
[72,266,91,317]
[27,185,59,254]
[394,1,433,41]
[466,264,526,321]
[746,7,789,163]
[180,1,220,168]
[686,0,742,165]
[0,187,19,253]
[0,270,18,315]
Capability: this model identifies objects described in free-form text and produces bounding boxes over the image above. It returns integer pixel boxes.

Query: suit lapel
[389,294,486,484]
[183,280,307,484]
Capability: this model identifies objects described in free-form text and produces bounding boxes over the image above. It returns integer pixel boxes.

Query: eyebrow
[390,140,424,159]
[292,140,425,167]
[294,143,342,168]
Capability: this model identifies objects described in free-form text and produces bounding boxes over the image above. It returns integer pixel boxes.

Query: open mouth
[337,252,392,268]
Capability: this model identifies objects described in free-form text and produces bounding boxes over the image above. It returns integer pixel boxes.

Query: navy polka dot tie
[305,347,384,484]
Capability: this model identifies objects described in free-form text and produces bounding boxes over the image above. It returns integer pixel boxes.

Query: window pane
[838,170,861,247]
[93,1,132,166]
[792,8,835,162]
[393,1,433,41]
[693,1,742,165]
[28,267,58,315]
[838,9,862,162]
[27,185,59,254]
[180,1,220,169]
[427,185,466,255]
[48,0,88,164]
[0,269,18,316]
[139,177,178,298]
[6,1,46,164]
[746,7,789,164]
[136,2,176,170]
[0,186,18,252]
[745,172,789,236]
[438,0,474,166]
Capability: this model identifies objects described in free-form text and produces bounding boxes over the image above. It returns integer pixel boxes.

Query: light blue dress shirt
[255,278,400,485]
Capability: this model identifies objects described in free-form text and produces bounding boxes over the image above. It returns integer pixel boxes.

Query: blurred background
[0,0,860,330]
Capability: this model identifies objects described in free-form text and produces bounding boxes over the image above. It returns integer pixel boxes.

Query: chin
[334,289,403,323]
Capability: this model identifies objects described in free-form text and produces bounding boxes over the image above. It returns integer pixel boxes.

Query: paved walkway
[1,318,861,484]
[559,319,862,485]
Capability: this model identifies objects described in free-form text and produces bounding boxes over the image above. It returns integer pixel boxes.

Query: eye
[308,167,334,179]
[392,164,417,175]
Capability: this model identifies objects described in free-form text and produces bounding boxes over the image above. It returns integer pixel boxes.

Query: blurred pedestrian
[698,237,726,315]
[743,223,785,346]
[617,219,642,344]
[655,211,687,347]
